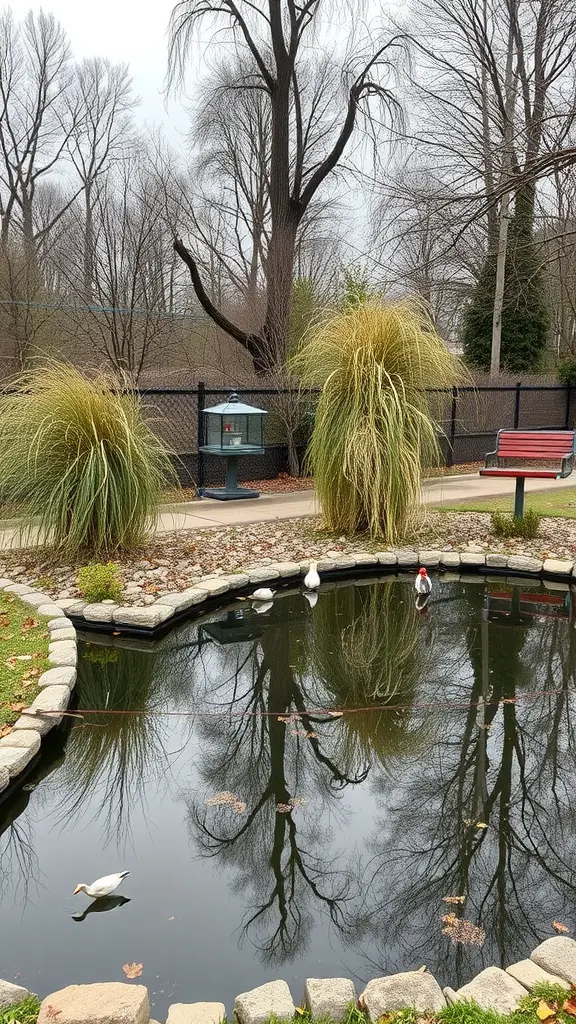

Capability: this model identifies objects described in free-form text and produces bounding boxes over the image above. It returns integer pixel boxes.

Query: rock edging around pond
[54,549,576,638]
[3,936,576,1024]
[0,580,77,797]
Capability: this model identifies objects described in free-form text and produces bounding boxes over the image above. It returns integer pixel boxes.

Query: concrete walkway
[1,473,575,549]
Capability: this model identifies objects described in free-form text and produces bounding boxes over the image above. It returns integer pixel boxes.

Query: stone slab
[235,980,295,1024]
[460,552,486,567]
[506,959,570,991]
[443,987,459,1005]
[48,641,77,668]
[13,685,71,734]
[38,667,77,691]
[486,553,508,568]
[507,555,542,573]
[375,552,398,565]
[0,730,41,754]
[166,1003,225,1024]
[113,605,174,627]
[223,573,251,587]
[418,550,442,566]
[543,559,573,576]
[47,627,76,641]
[353,553,378,565]
[83,603,117,623]
[455,967,528,1013]
[48,617,74,630]
[155,590,207,613]
[37,984,149,1024]
[37,604,66,618]
[360,973,446,1019]
[246,568,280,585]
[305,978,356,1022]
[394,550,419,566]
[20,593,51,607]
[531,936,576,983]
[0,980,31,1009]
[0,579,14,587]
[193,578,232,596]
[4,583,36,595]
[53,599,88,613]
[270,563,301,578]
[441,553,461,567]
[0,767,9,793]
[0,741,38,778]
[331,556,358,569]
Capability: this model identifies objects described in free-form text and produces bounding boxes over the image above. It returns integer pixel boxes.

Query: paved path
[2,473,575,549]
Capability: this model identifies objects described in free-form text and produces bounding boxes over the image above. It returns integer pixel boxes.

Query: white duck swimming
[73,871,130,899]
[414,567,432,596]
[249,588,275,602]
[303,561,321,590]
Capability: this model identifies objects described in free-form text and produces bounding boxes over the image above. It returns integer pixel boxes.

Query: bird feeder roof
[203,394,268,416]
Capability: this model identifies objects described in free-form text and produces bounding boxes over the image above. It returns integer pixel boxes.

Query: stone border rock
[0,580,77,798]
[3,936,575,1024]
[60,550,575,637]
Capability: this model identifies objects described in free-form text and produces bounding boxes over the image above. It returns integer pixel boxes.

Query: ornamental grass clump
[0,363,176,557]
[292,299,467,541]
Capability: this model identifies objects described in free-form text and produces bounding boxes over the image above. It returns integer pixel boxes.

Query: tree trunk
[83,182,94,303]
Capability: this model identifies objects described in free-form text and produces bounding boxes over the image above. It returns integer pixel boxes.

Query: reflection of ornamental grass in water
[0,363,176,556]
[53,646,168,843]
[291,299,467,540]
[310,584,426,767]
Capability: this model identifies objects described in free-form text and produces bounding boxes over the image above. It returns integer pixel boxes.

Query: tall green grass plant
[292,299,467,541]
[0,363,176,556]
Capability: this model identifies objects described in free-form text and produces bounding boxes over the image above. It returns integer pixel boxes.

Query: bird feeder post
[198,392,268,500]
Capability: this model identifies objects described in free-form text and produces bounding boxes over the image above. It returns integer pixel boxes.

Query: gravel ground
[0,509,575,607]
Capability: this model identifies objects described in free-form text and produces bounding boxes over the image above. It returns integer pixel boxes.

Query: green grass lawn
[0,594,50,730]
[436,486,576,519]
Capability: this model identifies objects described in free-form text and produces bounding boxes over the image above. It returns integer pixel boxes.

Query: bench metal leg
[514,477,525,518]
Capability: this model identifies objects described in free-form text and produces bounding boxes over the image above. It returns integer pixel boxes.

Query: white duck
[248,588,275,602]
[73,871,130,899]
[414,567,432,596]
[303,561,321,590]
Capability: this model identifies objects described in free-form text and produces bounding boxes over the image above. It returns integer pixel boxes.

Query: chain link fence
[138,382,575,488]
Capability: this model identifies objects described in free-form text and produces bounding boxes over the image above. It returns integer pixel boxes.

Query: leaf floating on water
[443,896,466,904]
[464,819,489,829]
[536,1001,555,1021]
[122,963,143,980]
[328,711,344,718]
[441,914,486,948]
[553,920,570,934]
[416,965,427,973]
[276,803,292,813]
[278,714,301,723]
[205,791,246,814]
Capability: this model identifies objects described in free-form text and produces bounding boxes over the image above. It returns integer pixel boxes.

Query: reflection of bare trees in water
[0,808,39,907]
[352,585,576,987]
[51,643,194,847]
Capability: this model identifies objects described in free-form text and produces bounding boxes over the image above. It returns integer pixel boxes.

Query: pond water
[1,575,576,1017]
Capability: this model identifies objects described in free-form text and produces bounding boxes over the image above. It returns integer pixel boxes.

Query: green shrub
[557,356,576,387]
[291,298,467,541]
[0,363,176,556]
[77,562,123,603]
[491,507,540,538]
[0,997,41,1024]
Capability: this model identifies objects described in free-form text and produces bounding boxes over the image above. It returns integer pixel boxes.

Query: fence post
[514,380,521,428]
[197,381,205,494]
[565,384,572,429]
[447,386,457,467]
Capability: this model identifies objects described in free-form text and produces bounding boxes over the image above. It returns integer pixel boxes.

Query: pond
[1,575,575,1017]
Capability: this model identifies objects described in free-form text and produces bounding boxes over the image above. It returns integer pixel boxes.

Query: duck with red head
[414,566,432,595]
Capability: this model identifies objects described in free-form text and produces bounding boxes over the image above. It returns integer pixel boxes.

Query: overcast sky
[9,0,188,136]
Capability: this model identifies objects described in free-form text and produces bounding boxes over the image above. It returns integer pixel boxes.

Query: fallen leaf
[22,617,38,629]
[443,896,466,904]
[553,920,570,934]
[416,965,427,973]
[536,1001,555,1021]
[563,997,576,1017]
[295,1009,306,1017]
[44,1006,62,1019]
[276,803,292,813]
[328,710,343,718]
[8,702,26,713]
[441,914,486,947]
[0,724,13,738]
[122,963,143,979]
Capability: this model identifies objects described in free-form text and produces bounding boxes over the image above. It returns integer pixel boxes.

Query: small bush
[77,562,123,603]
[557,356,576,387]
[0,997,41,1024]
[491,507,540,538]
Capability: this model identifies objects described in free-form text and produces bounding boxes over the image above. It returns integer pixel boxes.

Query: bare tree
[169,0,401,374]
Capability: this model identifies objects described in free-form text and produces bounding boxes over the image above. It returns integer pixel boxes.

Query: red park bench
[479,429,576,518]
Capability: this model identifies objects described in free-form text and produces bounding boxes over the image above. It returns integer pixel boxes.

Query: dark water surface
[1,576,575,1016]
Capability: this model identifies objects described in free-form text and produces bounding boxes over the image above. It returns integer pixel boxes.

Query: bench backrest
[496,430,575,460]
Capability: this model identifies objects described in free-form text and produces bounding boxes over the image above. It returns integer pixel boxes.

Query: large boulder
[235,980,295,1024]
[360,973,446,1019]
[37,984,149,1024]
[166,1004,225,1024]
[455,967,527,1013]
[304,978,356,1022]
[531,937,576,984]
[506,959,570,991]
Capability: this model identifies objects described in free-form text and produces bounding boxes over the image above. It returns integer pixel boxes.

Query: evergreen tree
[463,195,549,373]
